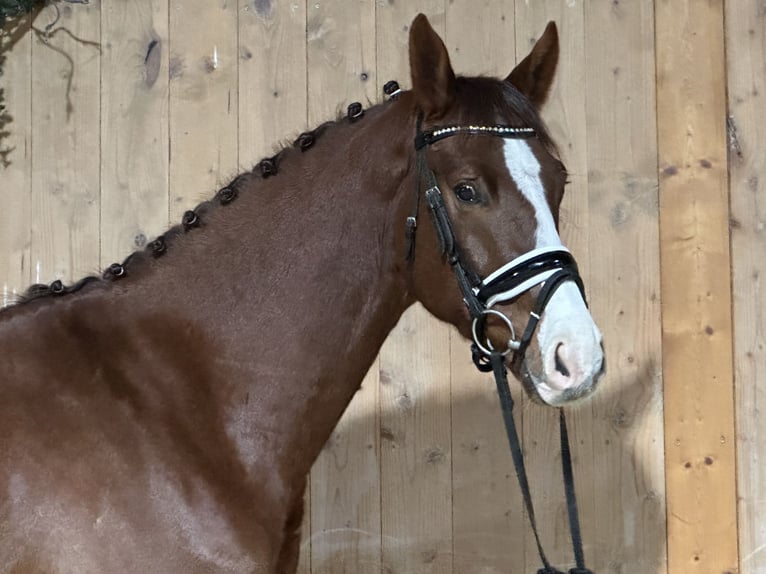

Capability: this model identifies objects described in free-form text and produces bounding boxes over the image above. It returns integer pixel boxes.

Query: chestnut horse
[0,14,604,574]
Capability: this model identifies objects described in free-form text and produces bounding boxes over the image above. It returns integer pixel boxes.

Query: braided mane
[2,77,552,311]
[2,96,384,312]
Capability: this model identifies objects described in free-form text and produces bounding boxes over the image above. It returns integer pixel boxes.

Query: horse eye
[454,183,479,204]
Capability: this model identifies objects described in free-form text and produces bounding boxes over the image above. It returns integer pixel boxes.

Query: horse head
[405,14,605,406]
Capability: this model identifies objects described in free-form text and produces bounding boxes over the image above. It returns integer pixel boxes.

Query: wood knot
[396,392,412,410]
[380,427,395,442]
[144,38,161,87]
[662,165,678,177]
[424,447,445,464]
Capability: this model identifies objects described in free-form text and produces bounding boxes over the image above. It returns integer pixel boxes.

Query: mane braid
[1,79,549,314]
[0,96,392,313]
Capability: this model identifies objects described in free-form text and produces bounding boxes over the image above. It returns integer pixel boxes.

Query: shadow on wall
[304,310,666,574]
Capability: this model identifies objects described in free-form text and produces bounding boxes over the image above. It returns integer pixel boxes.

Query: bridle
[408,115,595,574]
[408,116,587,374]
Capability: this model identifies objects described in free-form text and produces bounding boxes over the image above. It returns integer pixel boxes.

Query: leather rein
[407,116,595,574]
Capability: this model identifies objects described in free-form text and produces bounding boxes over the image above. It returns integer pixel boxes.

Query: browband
[414,124,535,150]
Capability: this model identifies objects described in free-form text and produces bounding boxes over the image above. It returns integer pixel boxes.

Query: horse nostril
[554,343,571,378]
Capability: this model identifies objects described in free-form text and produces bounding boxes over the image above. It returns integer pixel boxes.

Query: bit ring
[471,309,518,357]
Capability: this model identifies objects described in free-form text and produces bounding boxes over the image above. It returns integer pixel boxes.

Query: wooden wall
[0,1,761,572]
[728,1,766,573]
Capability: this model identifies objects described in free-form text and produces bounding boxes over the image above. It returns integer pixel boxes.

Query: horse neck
[107,100,420,481]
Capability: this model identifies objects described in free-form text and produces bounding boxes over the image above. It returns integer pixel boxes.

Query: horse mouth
[516,353,606,407]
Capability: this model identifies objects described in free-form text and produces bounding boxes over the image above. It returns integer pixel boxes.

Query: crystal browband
[414,125,536,150]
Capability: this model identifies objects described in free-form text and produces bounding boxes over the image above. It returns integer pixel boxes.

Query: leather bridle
[408,115,595,574]
[408,116,587,374]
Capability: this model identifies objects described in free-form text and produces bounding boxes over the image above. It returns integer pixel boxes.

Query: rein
[409,115,594,574]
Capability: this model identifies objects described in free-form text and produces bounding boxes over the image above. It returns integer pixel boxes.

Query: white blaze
[502,139,560,248]
[502,139,602,397]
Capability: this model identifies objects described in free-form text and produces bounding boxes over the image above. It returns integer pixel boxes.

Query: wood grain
[0,13,32,303]
[309,364,381,574]
[238,0,307,170]
[726,1,766,572]
[585,1,666,572]
[168,0,238,221]
[100,0,169,266]
[31,2,100,284]
[656,0,737,572]
[1,4,754,573]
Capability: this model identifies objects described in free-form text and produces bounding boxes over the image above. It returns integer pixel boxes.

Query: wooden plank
[309,365,380,573]
[446,0,514,79]
[168,0,238,222]
[238,2,308,571]
[101,0,169,267]
[306,0,376,117]
[238,0,307,171]
[379,305,453,574]
[445,3,525,572]
[31,2,100,285]
[513,4,594,571]
[305,1,380,572]
[655,1,738,572]
[0,13,33,303]
[584,1,666,572]
[725,1,766,572]
[376,7,450,574]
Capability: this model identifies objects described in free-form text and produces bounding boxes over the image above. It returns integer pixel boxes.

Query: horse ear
[409,14,455,119]
[506,21,559,109]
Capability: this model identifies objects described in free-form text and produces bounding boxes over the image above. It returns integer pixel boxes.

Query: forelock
[451,77,560,160]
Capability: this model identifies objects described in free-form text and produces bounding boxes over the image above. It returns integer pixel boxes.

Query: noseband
[407,117,587,374]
